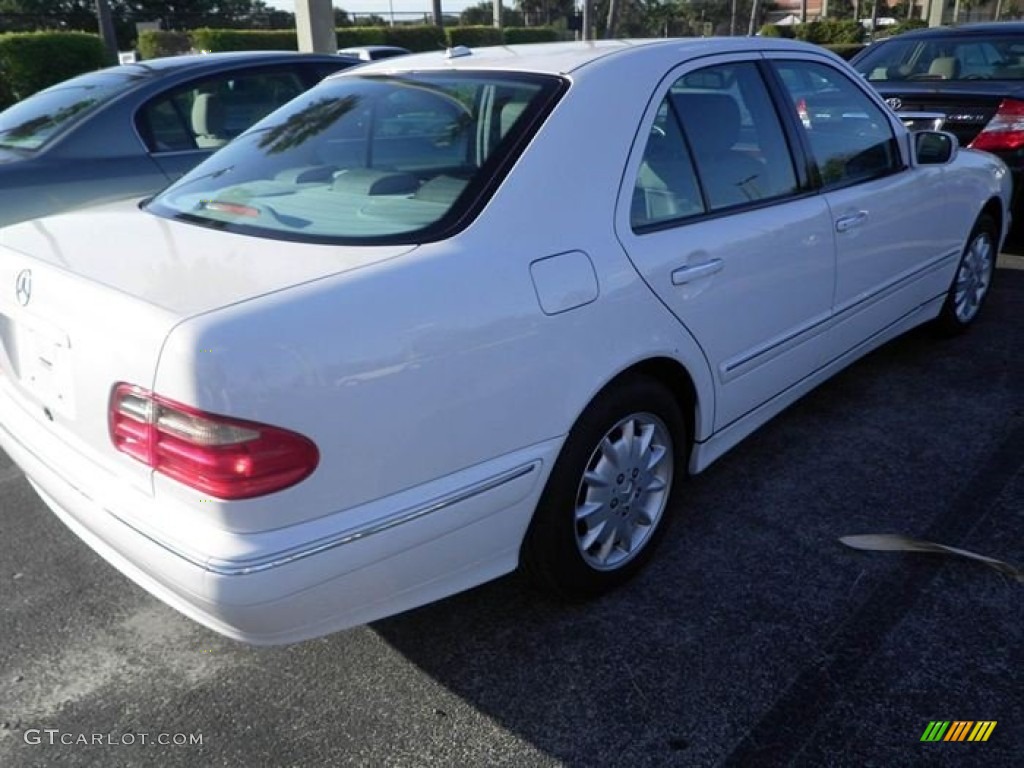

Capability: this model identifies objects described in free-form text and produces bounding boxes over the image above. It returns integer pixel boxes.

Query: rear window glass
[0,69,149,151]
[147,72,563,244]
[855,35,1024,82]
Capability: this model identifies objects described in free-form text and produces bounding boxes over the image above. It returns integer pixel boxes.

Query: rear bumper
[0,381,555,645]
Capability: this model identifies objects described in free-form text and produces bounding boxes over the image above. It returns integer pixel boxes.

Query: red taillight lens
[110,384,318,500]
[968,98,1024,151]
[796,98,811,129]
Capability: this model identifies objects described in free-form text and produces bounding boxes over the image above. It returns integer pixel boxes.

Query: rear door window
[631,99,705,230]
[670,62,799,212]
[137,68,308,154]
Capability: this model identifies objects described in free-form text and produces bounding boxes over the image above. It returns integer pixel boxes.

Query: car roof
[107,50,348,77]
[889,21,1024,39]
[339,38,830,77]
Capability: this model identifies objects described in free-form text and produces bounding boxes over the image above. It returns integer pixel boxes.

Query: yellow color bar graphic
[967,721,997,742]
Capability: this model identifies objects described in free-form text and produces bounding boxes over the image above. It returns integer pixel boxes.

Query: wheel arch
[980,196,1003,245]
[582,355,707,472]
[520,358,698,593]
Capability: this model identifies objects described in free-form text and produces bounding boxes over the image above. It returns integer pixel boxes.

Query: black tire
[522,374,688,599]
[935,214,998,335]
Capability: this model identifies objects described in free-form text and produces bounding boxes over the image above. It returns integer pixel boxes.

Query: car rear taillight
[796,98,812,129]
[968,98,1024,152]
[109,384,318,500]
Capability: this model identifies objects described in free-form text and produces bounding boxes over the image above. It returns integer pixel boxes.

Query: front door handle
[672,258,723,285]
[835,211,869,232]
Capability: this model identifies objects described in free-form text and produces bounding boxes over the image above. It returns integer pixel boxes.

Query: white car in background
[337,45,411,61]
[0,39,1009,645]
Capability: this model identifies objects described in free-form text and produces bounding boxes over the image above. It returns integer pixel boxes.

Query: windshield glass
[855,35,1024,82]
[0,69,148,151]
[147,72,563,244]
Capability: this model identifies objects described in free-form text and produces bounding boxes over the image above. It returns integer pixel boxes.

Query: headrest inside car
[330,169,420,196]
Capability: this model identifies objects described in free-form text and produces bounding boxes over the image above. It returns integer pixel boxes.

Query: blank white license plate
[16,320,74,418]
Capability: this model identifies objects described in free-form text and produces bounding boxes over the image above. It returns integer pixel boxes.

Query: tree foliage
[516,0,576,26]
[794,18,864,44]
[459,2,524,27]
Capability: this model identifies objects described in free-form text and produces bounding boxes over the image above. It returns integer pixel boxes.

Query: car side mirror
[914,130,958,165]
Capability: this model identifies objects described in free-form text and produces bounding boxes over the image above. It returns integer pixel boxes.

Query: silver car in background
[0,51,357,228]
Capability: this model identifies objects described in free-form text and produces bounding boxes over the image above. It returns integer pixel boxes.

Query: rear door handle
[835,211,868,232]
[672,258,723,285]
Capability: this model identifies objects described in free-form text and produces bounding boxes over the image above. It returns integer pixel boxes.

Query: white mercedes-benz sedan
[0,39,1010,644]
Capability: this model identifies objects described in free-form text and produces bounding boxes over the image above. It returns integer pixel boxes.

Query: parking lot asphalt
[1,256,1021,768]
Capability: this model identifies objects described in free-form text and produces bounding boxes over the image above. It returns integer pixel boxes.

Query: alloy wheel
[954,230,994,324]
[574,412,674,571]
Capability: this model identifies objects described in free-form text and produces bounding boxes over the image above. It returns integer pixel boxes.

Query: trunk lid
[872,82,1024,146]
[0,199,416,316]
[0,200,414,493]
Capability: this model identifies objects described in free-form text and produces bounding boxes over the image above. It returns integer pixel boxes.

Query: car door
[766,55,960,352]
[616,56,836,430]
[136,66,313,182]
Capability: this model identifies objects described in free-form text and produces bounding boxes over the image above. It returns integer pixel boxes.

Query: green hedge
[133,26,561,60]
[186,26,447,56]
[446,26,504,48]
[762,20,920,46]
[795,19,864,45]
[0,32,107,109]
[503,27,560,45]
[190,28,298,52]
[137,30,191,60]
[383,25,446,52]
[823,43,867,61]
[884,18,928,37]
[758,24,789,39]
[335,26,387,49]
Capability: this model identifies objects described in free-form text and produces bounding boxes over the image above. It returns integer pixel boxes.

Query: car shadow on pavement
[368,267,1024,767]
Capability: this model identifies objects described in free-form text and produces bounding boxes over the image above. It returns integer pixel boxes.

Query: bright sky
[268,1,480,17]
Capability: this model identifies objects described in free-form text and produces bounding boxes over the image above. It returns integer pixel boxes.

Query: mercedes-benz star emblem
[15,269,32,306]
[885,97,902,111]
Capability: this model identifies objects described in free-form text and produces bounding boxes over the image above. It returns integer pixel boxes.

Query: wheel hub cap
[574,413,674,571]
[954,232,993,323]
